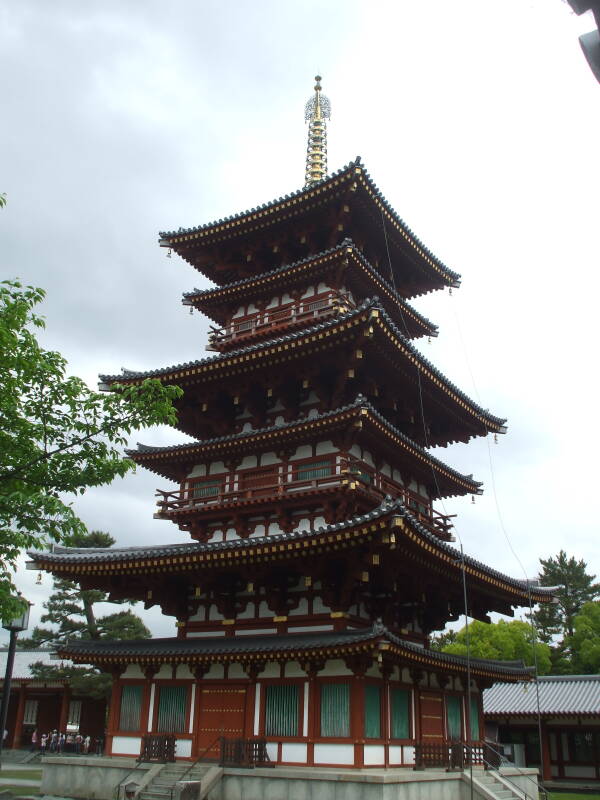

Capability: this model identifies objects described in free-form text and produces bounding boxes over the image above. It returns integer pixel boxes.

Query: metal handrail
[168,736,220,800]
[463,741,549,800]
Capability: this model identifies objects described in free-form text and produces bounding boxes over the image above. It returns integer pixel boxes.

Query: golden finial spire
[304,75,331,188]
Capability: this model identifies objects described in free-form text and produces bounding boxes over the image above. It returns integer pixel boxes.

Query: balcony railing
[206,290,355,350]
[155,455,453,539]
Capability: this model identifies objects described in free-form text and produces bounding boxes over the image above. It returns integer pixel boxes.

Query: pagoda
[29,77,552,769]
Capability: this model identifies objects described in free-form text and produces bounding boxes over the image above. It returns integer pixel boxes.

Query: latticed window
[390,688,410,739]
[23,699,38,726]
[296,460,332,481]
[364,685,381,738]
[446,695,462,740]
[156,686,187,732]
[67,700,82,729]
[320,683,350,737]
[265,684,299,737]
[119,685,143,731]
[469,696,480,740]
[191,479,221,499]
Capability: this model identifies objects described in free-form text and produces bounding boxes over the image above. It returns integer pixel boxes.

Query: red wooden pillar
[58,686,71,734]
[348,656,370,768]
[540,721,552,783]
[410,670,423,747]
[304,660,323,767]
[10,685,27,749]
[381,663,393,768]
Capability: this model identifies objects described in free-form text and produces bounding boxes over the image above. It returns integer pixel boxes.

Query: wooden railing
[414,741,486,771]
[155,456,453,540]
[138,734,176,763]
[219,737,272,768]
[207,291,355,350]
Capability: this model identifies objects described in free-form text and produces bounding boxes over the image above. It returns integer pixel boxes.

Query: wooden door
[419,691,445,742]
[194,685,247,760]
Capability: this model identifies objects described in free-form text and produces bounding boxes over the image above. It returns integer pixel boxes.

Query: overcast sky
[2,0,599,643]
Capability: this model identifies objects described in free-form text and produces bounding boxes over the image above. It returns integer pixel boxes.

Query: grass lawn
[548,793,600,799]
[0,770,42,781]
[0,787,38,797]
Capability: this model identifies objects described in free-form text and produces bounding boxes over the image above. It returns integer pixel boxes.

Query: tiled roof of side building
[0,649,73,681]
[99,298,506,435]
[160,159,461,289]
[182,239,438,334]
[56,625,531,680]
[484,674,600,716]
[27,497,555,603]
[128,394,483,496]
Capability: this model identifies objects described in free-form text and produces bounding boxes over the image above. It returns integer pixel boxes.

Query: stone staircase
[138,762,214,800]
[472,770,531,799]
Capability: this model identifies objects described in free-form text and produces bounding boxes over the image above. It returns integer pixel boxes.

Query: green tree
[429,629,458,651]
[569,602,600,673]
[0,279,182,620]
[533,551,599,643]
[18,530,151,648]
[29,662,112,700]
[442,619,552,675]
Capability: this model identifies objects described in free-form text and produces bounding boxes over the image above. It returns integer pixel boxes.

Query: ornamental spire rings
[304,75,331,188]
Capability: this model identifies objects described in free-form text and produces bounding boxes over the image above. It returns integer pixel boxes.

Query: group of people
[31,729,103,755]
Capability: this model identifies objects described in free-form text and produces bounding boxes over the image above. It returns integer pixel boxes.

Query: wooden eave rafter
[184,243,437,340]
[102,306,504,444]
[131,402,481,498]
[161,161,459,296]
[31,510,550,607]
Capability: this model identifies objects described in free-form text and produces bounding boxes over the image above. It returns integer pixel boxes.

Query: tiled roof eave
[55,626,530,680]
[160,159,460,290]
[28,499,554,604]
[99,299,506,435]
[128,396,483,496]
[182,240,438,334]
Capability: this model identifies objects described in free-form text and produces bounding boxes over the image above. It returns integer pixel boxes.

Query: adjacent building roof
[0,649,72,681]
[484,675,600,717]
[56,624,532,682]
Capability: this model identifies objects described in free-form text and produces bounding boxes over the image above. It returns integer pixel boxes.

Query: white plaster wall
[209,605,224,621]
[232,306,245,318]
[228,664,246,679]
[267,522,283,536]
[403,745,415,765]
[260,452,279,466]
[176,739,192,758]
[155,665,172,679]
[240,455,257,469]
[565,766,597,778]
[321,659,353,677]
[237,600,254,619]
[265,742,278,761]
[288,625,332,633]
[362,450,375,466]
[281,743,307,763]
[209,461,226,475]
[313,597,331,614]
[317,282,330,294]
[258,601,271,616]
[289,598,308,616]
[314,744,354,765]
[266,297,279,309]
[281,292,292,304]
[393,469,404,484]
[315,440,337,455]
[252,523,266,537]
[365,663,381,678]
[176,665,193,679]
[204,664,225,679]
[111,736,141,756]
[313,516,326,529]
[389,745,403,765]
[122,665,144,679]
[284,662,305,678]
[349,444,362,458]
[300,391,318,407]
[301,285,315,298]
[187,464,207,478]
[187,631,226,638]
[236,628,275,636]
[258,663,280,678]
[290,445,312,460]
[381,462,391,476]
[363,745,385,765]
[225,528,239,541]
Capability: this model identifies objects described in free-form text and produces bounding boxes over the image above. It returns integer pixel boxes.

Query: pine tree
[533,551,600,642]
[19,530,151,647]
